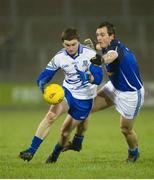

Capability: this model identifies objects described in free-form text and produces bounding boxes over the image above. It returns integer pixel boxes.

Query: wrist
[90,54,102,65]
[85,72,91,81]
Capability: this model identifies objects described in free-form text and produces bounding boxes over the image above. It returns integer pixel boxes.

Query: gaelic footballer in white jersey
[19,28,103,164]
[46,44,98,100]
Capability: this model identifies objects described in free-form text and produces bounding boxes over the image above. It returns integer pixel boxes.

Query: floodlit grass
[0,107,154,178]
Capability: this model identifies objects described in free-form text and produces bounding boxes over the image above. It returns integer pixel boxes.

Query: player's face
[63,39,79,55]
[96,27,114,49]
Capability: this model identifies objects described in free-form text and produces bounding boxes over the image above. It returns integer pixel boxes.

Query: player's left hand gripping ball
[43,84,64,105]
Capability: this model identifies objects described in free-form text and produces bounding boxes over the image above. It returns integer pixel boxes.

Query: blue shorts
[63,87,93,121]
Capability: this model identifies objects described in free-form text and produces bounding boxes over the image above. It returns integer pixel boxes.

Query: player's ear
[109,34,114,41]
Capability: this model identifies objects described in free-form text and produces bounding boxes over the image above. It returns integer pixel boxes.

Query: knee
[45,111,57,124]
[60,128,69,139]
[120,125,132,136]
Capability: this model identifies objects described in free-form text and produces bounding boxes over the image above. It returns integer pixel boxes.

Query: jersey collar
[65,44,83,59]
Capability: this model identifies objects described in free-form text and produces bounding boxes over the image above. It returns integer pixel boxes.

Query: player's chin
[99,43,106,49]
[69,52,76,55]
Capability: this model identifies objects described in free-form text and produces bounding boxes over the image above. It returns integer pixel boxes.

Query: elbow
[36,73,43,87]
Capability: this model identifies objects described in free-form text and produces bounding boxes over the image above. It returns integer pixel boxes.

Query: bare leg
[35,100,68,139]
[63,89,114,151]
[120,116,138,149]
[19,100,68,161]
[76,117,89,136]
[62,117,88,152]
[59,114,81,146]
[120,116,139,162]
[46,115,82,163]
[75,89,113,136]
[92,88,113,112]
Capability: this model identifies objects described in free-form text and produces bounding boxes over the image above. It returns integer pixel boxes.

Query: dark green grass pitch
[0,108,154,178]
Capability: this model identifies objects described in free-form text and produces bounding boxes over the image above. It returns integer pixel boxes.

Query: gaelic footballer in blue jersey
[64,22,144,163]
[19,28,103,163]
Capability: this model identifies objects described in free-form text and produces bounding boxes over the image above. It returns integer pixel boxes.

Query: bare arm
[102,50,118,64]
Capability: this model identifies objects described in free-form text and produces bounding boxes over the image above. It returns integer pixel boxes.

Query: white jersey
[46,44,97,100]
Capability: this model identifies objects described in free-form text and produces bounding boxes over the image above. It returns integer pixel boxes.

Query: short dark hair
[61,28,80,42]
[97,22,116,37]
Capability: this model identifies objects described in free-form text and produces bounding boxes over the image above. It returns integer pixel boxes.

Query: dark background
[0,0,154,106]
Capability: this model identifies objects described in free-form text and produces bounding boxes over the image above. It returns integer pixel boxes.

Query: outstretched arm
[90,50,118,65]
[37,69,57,92]
[77,63,103,85]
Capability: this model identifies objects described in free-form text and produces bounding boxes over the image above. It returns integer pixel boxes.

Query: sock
[53,143,63,156]
[28,136,43,155]
[72,134,84,150]
[128,147,139,157]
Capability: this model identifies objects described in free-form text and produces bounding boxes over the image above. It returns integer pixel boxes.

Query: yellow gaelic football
[43,84,64,105]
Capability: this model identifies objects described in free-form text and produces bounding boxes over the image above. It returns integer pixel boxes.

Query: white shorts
[101,81,145,119]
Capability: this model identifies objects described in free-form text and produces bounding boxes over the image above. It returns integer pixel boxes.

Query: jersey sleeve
[89,63,103,85]
[36,69,57,91]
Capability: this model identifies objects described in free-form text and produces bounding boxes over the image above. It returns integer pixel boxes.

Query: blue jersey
[102,39,143,91]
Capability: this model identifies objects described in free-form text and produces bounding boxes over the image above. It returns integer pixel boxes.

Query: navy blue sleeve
[37,69,58,92]
[89,64,103,85]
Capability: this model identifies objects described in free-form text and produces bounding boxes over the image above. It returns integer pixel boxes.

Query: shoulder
[81,44,96,53]
[53,48,67,60]
[80,44,96,57]
[107,39,125,58]
[54,48,65,57]
[108,39,120,51]
[110,39,129,52]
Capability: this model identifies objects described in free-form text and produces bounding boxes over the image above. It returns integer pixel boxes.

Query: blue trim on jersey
[65,79,81,84]
[63,87,93,121]
[89,64,103,85]
[78,44,83,54]
[103,39,143,91]
[133,89,142,118]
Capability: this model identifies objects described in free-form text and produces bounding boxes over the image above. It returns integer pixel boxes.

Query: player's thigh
[92,89,113,112]
[48,99,68,117]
